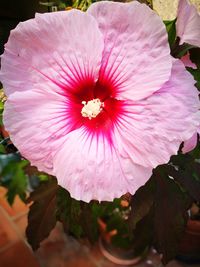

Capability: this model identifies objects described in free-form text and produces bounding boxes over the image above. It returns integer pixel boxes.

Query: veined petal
[176,0,200,47]
[113,59,200,168]
[0,9,104,96]
[87,1,172,101]
[53,128,152,202]
[2,9,104,173]
[3,84,71,173]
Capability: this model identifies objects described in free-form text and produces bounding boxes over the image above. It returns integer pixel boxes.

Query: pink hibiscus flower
[1,1,200,202]
[176,0,200,47]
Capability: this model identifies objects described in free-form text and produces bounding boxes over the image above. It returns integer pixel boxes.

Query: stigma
[81,98,103,120]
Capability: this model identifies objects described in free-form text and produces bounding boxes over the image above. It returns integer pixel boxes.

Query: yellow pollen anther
[81,98,103,120]
[0,89,7,103]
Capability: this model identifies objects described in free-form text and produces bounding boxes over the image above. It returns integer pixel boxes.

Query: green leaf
[170,154,200,202]
[38,173,49,182]
[152,166,192,264]
[80,202,99,243]
[164,19,176,48]
[0,101,4,109]
[189,48,200,68]
[0,144,6,153]
[129,176,157,256]
[2,160,28,205]
[72,0,92,10]
[129,177,155,230]
[176,44,195,58]
[0,101,4,126]
[171,41,195,58]
[56,187,83,238]
[173,168,200,202]
[0,153,21,173]
[186,67,200,90]
[0,153,27,205]
[26,179,58,250]
[132,207,154,256]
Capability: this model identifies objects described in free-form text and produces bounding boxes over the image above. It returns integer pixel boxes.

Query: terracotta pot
[177,219,200,263]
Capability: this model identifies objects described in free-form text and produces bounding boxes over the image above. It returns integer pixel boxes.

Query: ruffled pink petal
[87,1,172,101]
[2,10,104,172]
[0,10,104,96]
[176,0,200,47]
[53,128,152,202]
[3,85,70,173]
[112,59,200,168]
[182,132,198,153]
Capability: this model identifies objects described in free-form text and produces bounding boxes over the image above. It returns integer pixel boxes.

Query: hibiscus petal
[87,1,172,101]
[2,9,104,173]
[176,0,200,47]
[53,128,152,202]
[0,9,104,96]
[182,132,198,153]
[113,59,200,168]
[3,85,71,173]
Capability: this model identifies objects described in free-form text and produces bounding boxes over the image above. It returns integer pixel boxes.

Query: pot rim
[99,238,144,266]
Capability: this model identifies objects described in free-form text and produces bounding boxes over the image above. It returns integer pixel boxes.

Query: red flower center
[65,76,125,142]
